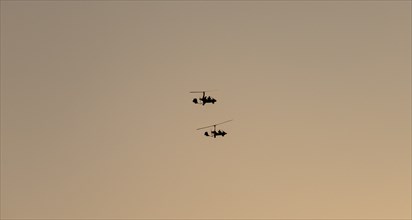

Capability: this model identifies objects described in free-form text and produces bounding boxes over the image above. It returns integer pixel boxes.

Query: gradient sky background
[1,1,411,219]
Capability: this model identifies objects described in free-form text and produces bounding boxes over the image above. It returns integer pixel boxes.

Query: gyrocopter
[190,90,217,105]
[196,120,233,138]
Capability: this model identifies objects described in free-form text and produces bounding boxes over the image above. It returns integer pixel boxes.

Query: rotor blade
[196,125,215,130]
[215,119,233,126]
[189,90,217,93]
[196,119,233,130]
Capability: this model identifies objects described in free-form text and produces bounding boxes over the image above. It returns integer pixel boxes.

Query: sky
[1,1,411,219]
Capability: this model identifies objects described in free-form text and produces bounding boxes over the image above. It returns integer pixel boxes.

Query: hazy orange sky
[1,1,411,219]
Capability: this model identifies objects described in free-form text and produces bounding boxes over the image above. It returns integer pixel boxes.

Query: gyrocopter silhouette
[196,120,233,138]
[190,90,217,105]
